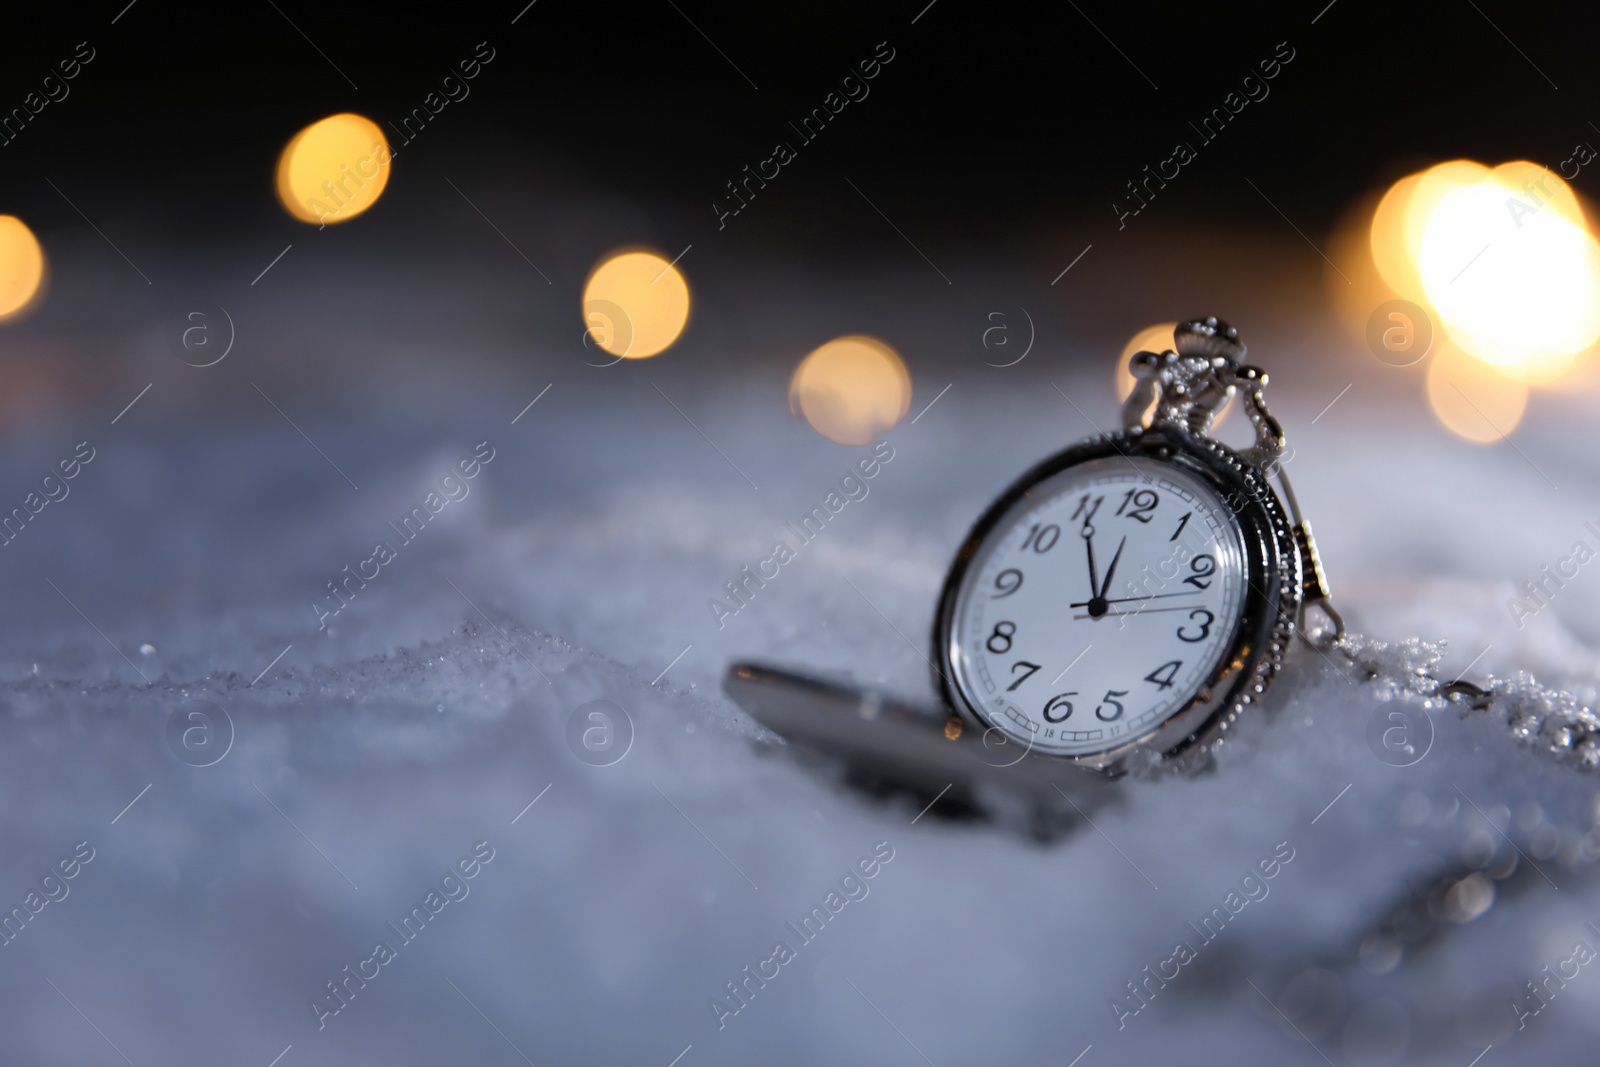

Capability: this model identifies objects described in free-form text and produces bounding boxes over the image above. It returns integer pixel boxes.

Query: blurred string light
[789,335,911,445]
[581,251,691,359]
[0,216,45,322]
[1345,158,1600,440]
[275,113,392,225]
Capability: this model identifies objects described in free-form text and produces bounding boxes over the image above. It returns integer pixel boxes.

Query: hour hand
[1081,527,1099,605]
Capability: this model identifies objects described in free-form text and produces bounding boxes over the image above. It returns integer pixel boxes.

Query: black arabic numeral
[1094,689,1128,721]
[986,621,1016,654]
[1043,692,1077,723]
[1177,609,1214,643]
[1006,661,1042,691]
[1116,488,1159,523]
[1170,511,1192,541]
[993,568,1023,598]
[1070,494,1104,528]
[1020,523,1060,553]
[1144,660,1182,690]
[1183,553,1215,590]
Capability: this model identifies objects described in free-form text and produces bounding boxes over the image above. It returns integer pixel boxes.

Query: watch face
[944,455,1247,759]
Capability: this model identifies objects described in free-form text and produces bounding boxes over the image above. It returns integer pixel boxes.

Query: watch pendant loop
[1121,316,1285,466]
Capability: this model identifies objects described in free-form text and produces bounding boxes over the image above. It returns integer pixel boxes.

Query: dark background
[0,0,1590,251]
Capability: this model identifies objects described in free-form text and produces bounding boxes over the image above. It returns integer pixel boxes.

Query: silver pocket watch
[934,316,1340,774]
[728,317,1341,800]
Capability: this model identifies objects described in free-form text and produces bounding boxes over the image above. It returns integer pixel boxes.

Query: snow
[3,243,1600,1066]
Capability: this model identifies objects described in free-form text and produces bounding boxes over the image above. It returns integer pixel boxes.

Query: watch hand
[1098,536,1127,600]
[1082,528,1099,602]
[1069,591,1199,608]
[1073,604,1208,620]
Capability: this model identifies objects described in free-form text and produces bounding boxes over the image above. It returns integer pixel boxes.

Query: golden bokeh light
[581,251,691,360]
[1368,171,1426,301]
[1490,161,1585,227]
[0,216,45,322]
[1418,174,1600,376]
[1426,340,1528,442]
[1362,158,1600,397]
[789,335,911,445]
[1115,322,1178,401]
[1371,161,1491,302]
[275,113,392,225]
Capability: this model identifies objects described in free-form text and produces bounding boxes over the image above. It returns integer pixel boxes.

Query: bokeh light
[275,113,392,225]
[1489,160,1585,227]
[1418,175,1600,378]
[1370,161,1489,302]
[1425,340,1527,443]
[789,335,911,445]
[1353,158,1600,441]
[0,216,45,322]
[1366,160,1600,386]
[582,251,691,359]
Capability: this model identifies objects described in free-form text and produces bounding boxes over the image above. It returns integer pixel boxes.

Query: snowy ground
[3,235,1600,1066]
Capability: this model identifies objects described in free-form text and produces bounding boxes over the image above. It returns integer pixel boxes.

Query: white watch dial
[949,458,1246,758]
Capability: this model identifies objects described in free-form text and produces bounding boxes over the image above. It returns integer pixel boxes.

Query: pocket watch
[726,316,1340,809]
[932,316,1339,775]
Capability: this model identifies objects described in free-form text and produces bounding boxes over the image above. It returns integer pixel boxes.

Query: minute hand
[1073,604,1207,620]
[1097,536,1127,600]
[1070,591,1199,608]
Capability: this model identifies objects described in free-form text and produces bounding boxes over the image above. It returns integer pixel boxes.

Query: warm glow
[581,251,691,359]
[1370,161,1489,301]
[1327,190,1409,349]
[1365,159,1600,389]
[0,216,45,322]
[1367,172,1424,300]
[1490,161,1585,227]
[789,335,911,445]
[1426,340,1528,442]
[1418,177,1600,378]
[1115,322,1178,401]
[275,113,392,225]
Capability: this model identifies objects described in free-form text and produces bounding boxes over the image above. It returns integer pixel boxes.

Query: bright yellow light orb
[1418,175,1600,375]
[1370,161,1488,301]
[789,335,911,445]
[581,251,691,359]
[1369,172,1423,300]
[1365,159,1600,387]
[1426,340,1528,442]
[1490,161,1585,227]
[275,113,391,225]
[0,216,45,322]
[1115,322,1179,401]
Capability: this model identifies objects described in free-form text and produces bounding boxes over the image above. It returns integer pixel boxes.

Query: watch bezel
[931,425,1302,775]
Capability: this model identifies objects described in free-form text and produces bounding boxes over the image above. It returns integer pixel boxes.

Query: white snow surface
[4,324,1600,1066]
